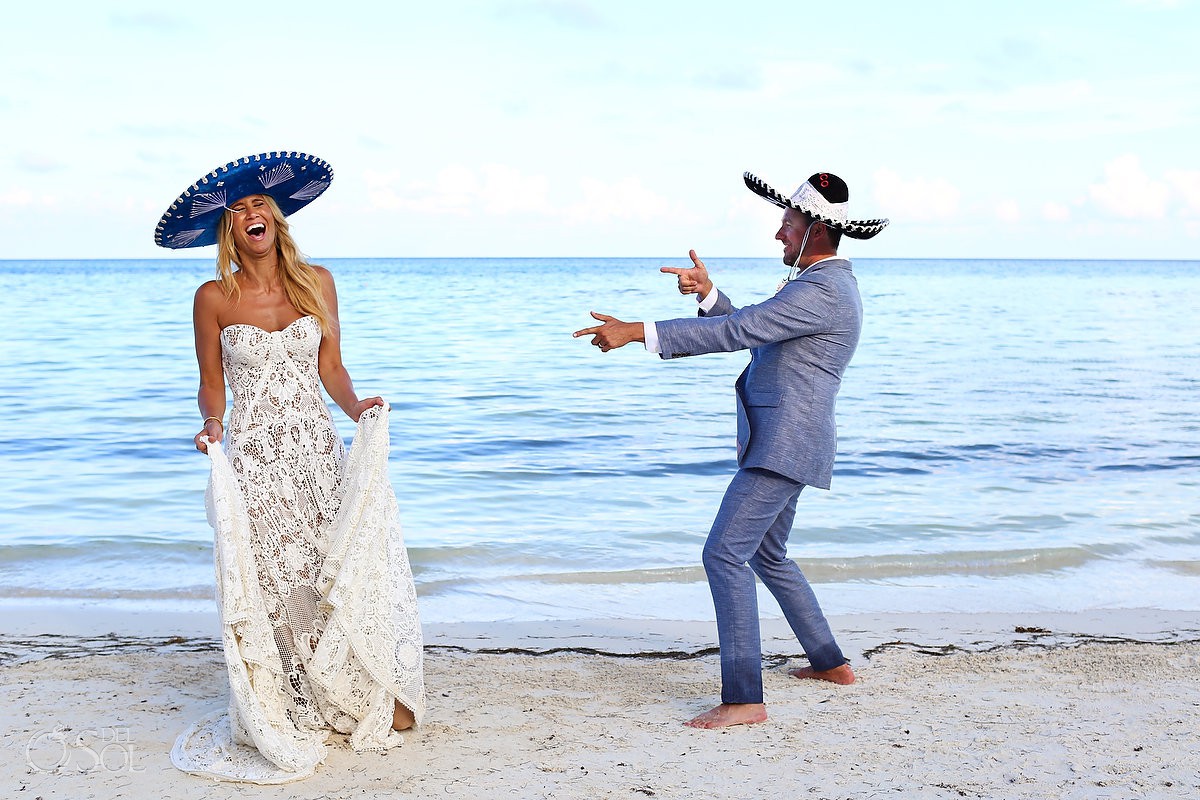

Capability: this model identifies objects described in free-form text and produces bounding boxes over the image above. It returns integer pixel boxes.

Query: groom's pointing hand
[573,311,645,353]
[660,249,713,300]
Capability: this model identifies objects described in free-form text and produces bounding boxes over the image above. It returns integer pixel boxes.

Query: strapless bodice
[221,316,324,420]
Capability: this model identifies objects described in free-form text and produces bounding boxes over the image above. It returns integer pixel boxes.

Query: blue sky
[2,0,1197,260]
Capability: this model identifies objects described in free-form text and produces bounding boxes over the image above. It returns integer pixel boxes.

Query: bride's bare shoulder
[194,279,232,317]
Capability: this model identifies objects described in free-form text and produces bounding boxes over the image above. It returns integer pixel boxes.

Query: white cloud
[563,177,673,224]
[365,164,551,217]
[495,1,606,30]
[690,66,763,92]
[888,75,1194,143]
[478,165,553,216]
[364,165,680,226]
[726,191,777,223]
[109,12,187,32]
[872,169,961,221]
[1042,202,1071,222]
[975,79,1095,115]
[756,60,850,101]
[16,152,63,173]
[0,189,58,208]
[1088,154,1170,219]
[0,190,35,207]
[995,200,1021,223]
[1165,169,1200,216]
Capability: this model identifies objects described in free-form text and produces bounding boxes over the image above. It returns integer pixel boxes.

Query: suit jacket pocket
[743,390,781,407]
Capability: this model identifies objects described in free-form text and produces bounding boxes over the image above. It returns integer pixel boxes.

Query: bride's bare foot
[788,663,856,685]
[684,703,767,729]
[392,701,415,731]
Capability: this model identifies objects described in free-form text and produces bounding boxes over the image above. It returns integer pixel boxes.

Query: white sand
[3,609,1199,799]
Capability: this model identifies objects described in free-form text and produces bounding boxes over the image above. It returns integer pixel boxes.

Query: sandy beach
[3,607,1198,799]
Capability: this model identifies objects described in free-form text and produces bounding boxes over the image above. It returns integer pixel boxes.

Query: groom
[574,171,888,729]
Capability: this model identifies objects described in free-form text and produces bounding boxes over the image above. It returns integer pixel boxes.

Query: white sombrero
[744,171,888,239]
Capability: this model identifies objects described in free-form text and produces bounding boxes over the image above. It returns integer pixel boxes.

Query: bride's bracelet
[202,416,224,431]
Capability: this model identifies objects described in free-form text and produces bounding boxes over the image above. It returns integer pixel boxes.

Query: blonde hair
[214,195,333,336]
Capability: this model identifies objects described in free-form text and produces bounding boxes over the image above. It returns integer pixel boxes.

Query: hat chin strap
[786,225,815,282]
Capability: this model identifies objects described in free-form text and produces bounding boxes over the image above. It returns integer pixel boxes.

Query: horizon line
[3,256,1199,264]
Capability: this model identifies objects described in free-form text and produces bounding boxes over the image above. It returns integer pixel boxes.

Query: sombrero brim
[743,172,888,240]
[154,151,333,249]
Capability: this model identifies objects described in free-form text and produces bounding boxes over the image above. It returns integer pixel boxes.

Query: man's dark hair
[802,212,842,251]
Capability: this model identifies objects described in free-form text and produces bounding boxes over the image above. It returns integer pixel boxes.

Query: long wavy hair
[214,195,333,336]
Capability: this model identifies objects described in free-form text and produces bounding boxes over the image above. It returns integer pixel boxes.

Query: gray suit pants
[703,467,847,704]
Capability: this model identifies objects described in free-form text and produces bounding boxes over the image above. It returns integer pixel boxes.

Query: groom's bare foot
[788,663,856,685]
[392,701,415,731]
[684,703,767,729]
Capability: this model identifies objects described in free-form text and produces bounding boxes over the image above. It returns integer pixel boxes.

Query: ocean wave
[412,545,1132,597]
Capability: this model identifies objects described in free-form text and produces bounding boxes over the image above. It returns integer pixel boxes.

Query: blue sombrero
[154,151,333,249]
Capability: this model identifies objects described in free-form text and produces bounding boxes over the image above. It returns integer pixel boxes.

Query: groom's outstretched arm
[573,312,645,353]
[575,250,721,354]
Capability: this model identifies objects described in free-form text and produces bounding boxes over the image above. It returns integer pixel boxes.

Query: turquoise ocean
[0,257,1197,624]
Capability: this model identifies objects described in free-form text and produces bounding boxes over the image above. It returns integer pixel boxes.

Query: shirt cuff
[698,286,719,314]
[643,320,661,353]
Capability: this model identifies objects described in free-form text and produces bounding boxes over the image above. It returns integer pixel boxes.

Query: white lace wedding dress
[171,315,425,784]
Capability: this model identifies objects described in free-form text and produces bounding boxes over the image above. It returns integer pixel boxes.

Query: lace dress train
[171,317,424,783]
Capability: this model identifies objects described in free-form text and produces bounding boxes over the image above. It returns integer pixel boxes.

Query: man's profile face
[776,208,811,266]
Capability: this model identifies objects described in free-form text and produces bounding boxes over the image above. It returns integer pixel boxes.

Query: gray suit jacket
[655,258,862,489]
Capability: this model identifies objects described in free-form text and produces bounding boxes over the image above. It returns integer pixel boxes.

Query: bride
[154,151,424,783]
